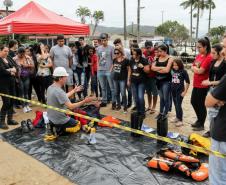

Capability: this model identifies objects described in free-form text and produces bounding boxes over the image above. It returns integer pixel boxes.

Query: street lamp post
[123,0,127,44]
[137,0,140,43]
[137,0,145,43]
[161,10,164,25]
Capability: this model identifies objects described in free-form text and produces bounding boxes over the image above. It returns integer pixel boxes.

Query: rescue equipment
[146,148,208,182]
[182,133,211,156]
[98,116,121,128]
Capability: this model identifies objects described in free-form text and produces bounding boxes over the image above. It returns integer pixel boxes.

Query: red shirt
[143,49,156,78]
[193,54,213,88]
[89,54,98,76]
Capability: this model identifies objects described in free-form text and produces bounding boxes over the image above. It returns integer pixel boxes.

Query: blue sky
[1,0,226,35]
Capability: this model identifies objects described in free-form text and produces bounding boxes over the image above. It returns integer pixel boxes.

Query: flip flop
[145,108,151,112]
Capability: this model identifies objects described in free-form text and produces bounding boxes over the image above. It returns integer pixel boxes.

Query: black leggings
[1,82,15,116]
[37,76,53,103]
[191,87,209,126]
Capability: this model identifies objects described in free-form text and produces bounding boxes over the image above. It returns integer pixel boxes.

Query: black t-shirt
[155,58,172,82]
[8,50,16,58]
[171,69,190,91]
[211,75,226,142]
[209,60,226,82]
[129,57,149,84]
[113,58,129,80]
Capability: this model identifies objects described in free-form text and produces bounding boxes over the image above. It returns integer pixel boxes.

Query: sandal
[150,109,156,114]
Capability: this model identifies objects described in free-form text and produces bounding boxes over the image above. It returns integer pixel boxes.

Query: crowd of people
[1,32,226,184]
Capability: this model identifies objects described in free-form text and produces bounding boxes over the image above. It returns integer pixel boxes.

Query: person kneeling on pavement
[47,67,96,136]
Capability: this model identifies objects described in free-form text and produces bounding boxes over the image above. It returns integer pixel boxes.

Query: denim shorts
[145,77,158,96]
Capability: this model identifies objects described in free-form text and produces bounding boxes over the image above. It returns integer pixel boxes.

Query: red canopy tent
[0,1,90,35]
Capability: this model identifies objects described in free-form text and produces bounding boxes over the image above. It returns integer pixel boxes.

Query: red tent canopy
[0,1,90,35]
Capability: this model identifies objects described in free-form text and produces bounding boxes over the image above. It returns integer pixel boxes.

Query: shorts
[145,77,158,96]
[66,69,74,86]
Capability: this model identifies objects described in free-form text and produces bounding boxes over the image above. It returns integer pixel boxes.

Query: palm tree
[180,0,195,40]
[76,6,91,24]
[92,10,104,36]
[206,0,216,34]
[193,0,206,39]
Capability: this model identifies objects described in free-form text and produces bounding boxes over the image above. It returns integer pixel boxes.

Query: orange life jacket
[159,148,200,164]
[191,163,209,182]
[147,156,172,172]
[98,116,121,128]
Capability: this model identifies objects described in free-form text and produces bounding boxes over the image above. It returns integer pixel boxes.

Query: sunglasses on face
[114,52,120,55]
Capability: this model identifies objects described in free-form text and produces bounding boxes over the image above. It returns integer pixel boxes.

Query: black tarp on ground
[1,123,208,185]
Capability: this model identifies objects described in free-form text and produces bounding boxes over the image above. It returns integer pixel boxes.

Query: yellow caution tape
[0,93,225,158]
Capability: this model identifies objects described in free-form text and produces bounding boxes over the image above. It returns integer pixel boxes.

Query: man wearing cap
[47,67,95,135]
[50,35,74,92]
[97,33,116,109]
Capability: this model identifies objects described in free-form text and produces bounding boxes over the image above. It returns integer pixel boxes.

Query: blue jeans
[131,82,145,114]
[91,74,98,97]
[113,79,127,108]
[209,138,226,185]
[19,77,30,106]
[172,88,183,121]
[73,68,87,98]
[158,81,171,115]
[97,71,116,103]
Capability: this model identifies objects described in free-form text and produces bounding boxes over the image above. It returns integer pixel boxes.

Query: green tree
[209,25,226,44]
[180,0,195,40]
[76,6,91,24]
[155,21,189,44]
[92,10,104,36]
[193,0,210,39]
[206,0,216,34]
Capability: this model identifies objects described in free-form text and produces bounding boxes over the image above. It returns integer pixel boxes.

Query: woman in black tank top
[152,44,173,117]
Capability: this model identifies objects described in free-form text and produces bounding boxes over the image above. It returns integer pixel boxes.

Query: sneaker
[202,131,210,138]
[26,106,32,112]
[0,123,9,130]
[175,121,183,127]
[26,119,34,131]
[23,107,28,113]
[21,120,29,133]
[192,126,204,131]
[171,118,179,123]
[8,120,19,125]
[100,102,107,107]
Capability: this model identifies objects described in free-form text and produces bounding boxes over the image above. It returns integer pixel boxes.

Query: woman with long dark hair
[73,41,86,99]
[88,46,99,97]
[14,47,34,113]
[191,37,213,131]
[128,48,149,117]
[0,45,19,129]
[151,44,173,119]
[36,43,53,104]
[201,44,226,137]
[112,47,130,113]
[26,46,41,101]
